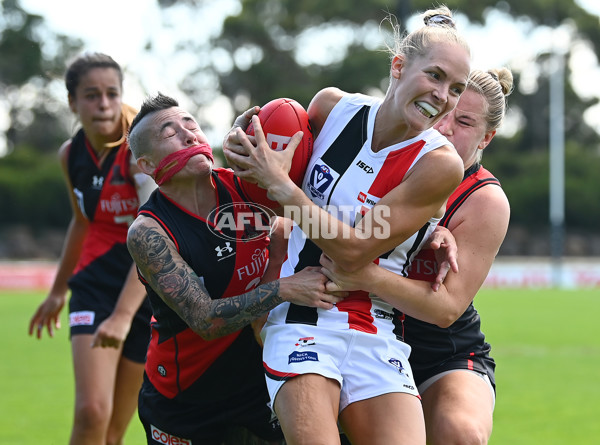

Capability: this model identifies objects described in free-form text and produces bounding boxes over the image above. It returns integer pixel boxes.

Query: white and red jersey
[269,93,450,337]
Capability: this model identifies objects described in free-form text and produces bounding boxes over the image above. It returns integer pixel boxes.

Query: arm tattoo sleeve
[128,222,284,340]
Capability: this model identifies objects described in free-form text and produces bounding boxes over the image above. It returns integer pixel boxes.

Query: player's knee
[428,415,490,445]
[74,399,111,432]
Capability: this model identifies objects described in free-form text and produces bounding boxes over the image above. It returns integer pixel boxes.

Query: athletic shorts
[412,353,496,395]
[69,289,152,363]
[139,374,283,445]
[262,323,419,413]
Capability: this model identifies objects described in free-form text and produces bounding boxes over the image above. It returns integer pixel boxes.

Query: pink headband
[153,144,214,186]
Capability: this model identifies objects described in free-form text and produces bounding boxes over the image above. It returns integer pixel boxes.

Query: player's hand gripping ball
[241,98,313,209]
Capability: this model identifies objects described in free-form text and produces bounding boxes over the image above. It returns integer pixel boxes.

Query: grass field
[1,288,599,444]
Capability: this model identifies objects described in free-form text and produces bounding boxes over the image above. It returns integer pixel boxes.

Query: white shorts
[261,323,419,413]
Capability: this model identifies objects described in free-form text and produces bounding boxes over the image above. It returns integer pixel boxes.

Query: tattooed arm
[127,215,343,340]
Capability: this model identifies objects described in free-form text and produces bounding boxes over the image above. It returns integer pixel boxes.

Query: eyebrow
[458,114,477,123]
[158,116,197,134]
[158,121,174,134]
[430,65,467,87]
[82,85,119,92]
[455,107,485,118]
[432,65,447,76]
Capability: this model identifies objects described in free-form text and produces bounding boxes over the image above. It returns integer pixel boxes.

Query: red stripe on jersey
[146,325,240,398]
[75,222,127,273]
[263,362,299,379]
[84,137,101,167]
[368,141,425,198]
[336,291,377,333]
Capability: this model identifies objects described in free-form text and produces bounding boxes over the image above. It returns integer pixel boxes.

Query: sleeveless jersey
[66,128,140,292]
[403,163,499,385]
[271,93,450,338]
[137,168,271,401]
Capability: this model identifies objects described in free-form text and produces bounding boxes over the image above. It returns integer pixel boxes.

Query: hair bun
[424,14,455,28]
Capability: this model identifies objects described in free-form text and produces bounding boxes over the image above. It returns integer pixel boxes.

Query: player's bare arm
[127,217,282,340]
[127,217,342,340]
[322,179,509,328]
[306,87,345,139]
[225,117,462,272]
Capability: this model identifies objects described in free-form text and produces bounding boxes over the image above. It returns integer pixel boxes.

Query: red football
[241,98,313,209]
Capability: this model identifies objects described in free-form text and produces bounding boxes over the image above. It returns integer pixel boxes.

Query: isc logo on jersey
[150,424,192,445]
[307,162,338,202]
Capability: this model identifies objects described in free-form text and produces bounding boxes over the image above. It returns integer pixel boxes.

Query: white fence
[1,258,600,291]
[484,257,600,289]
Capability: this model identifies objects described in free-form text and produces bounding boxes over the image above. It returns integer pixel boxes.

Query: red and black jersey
[137,168,271,402]
[66,128,140,296]
[404,163,499,388]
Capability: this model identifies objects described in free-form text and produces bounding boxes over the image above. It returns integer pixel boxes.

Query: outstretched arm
[29,140,88,339]
[127,216,344,340]
[321,184,510,327]
[225,117,463,271]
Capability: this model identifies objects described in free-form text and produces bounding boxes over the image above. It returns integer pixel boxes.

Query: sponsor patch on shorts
[288,350,318,364]
[69,311,95,327]
[151,424,192,445]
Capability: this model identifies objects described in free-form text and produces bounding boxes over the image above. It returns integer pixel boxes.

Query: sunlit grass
[1,288,599,444]
[0,291,145,444]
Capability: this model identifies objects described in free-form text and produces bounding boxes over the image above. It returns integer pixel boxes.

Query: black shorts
[138,327,284,444]
[69,288,152,364]
[404,306,496,393]
[139,375,283,444]
[412,351,496,394]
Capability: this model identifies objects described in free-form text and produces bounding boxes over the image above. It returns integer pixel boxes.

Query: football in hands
[240,98,313,209]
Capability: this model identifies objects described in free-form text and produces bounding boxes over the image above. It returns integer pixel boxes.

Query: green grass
[475,288,600,444]
[0,291,146,445]
[1,289,599,444]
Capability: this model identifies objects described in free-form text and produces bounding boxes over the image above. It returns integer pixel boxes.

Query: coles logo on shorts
[150,424,192,445]
[69,311,95,327]
[288,350,318,364]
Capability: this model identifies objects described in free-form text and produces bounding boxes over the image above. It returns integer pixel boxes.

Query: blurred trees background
[1,0,599,258]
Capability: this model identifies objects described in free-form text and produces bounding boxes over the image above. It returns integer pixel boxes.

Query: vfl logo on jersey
[307,163,335,200]
[356,160,374,173]
[215,242,235,261]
